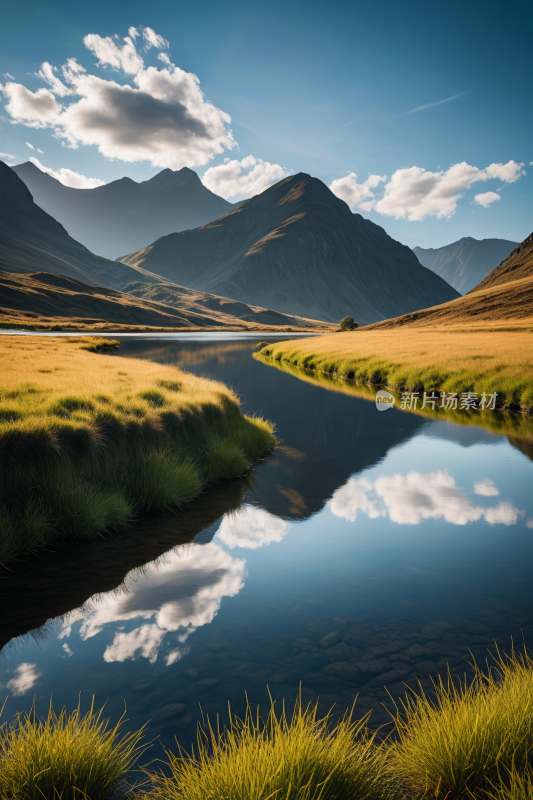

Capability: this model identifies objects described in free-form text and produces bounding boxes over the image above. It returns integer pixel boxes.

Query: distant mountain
[0,271,330,330]
[413,237,518,294]
[12,162,234,259]
[118,173,460,325]
[470,232,533,293]
[0,160,164,289]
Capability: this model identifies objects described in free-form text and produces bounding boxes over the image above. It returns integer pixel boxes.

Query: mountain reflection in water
[1,334,532,750]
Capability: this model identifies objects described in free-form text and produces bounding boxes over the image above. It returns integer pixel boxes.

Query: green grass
[387,648,533,799]
[143,696,383,800]
[0,700,144,800]
[6,652,533,800]
[0,338,276,563]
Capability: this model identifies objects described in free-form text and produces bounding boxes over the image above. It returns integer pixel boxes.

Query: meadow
[2,649,533,800]
[256,326,533,412]
[0,336,275,563]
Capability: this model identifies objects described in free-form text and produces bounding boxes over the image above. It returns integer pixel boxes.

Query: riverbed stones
[355,658,391,675]
[151,703,186,722]
[325,643,360,661]
[319,631,343,648]
[322,662,360,682]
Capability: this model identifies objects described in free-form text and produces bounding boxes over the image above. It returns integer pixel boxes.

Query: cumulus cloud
[474,478,499,496]
[62,643,73,656]
[329,172,387,212]
[1,27,236,170]
[63,543,246,664]
[474,191,501,208]
[202,155,289,200]
[3,663,42,695]
[29,156,105,188]
[217,505,290,549]
[372,161,525,221]
[329,471,523,526]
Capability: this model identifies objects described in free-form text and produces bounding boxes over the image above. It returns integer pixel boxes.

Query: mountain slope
[470,232,533,293]
[0,160,166,289]
[119,173,460,325]
[12,162,234,259]
[0,271,331,329]
[413,237,519,294]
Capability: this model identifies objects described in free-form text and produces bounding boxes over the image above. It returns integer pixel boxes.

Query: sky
[0,0,531,249]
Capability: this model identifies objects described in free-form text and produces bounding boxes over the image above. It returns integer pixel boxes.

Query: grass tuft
[144,694,383,800]
[0,699,145,800]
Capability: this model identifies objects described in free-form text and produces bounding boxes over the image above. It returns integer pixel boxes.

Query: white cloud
[158,53,173,67]
[0,152,15,159]
[128,27,139,41]
[329,471,523,527]
[329,172,387,212]
[474,478,499,496]
[217,505,290,549]
[373,161,525,221]
[474,191,501,208]
[142,27,169,50]
[83,33,145,74]
[29,156,105,188]
[62,643,73,656]
[2,83,62,128]
[527,519,533,529]
[26,141,34,149]
[63,543,246,664]
[4,663,42,695]
[1,27,236,170]
[329,477,384,522]
[202,155,289,200]
[4,72,15,80]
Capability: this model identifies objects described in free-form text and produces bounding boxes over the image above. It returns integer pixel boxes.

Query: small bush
[255,342,270,351]
[339,316,358,331]
[144,695,383,800]
[0,700,145,800]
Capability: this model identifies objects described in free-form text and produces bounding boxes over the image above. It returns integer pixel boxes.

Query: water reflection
[1,334,532,747]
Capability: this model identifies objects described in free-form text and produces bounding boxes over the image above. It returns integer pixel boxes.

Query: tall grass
[0,699,145,800]
[144,696,384,800]
[0,337,275,562]
[256,327,533,411]
[388,649,533,799]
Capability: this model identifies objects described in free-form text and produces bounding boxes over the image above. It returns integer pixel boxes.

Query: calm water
[2,333,533,746]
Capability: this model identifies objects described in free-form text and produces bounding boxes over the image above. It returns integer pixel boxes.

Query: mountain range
[119,173,460,325]
[12,162,234,259]
[413,237,518,294]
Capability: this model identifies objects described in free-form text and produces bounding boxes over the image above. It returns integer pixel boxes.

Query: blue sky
[0,0,531,248]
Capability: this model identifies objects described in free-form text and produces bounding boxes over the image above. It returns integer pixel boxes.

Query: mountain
[0,271,330,329]
[413,237,519,294]
[118,173,460,325]
[0,160,166,289]
[470,232,533,293]
[12,162,234,259]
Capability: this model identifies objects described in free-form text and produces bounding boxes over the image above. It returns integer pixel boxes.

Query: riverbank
[4,650,533,800]
[0,336,275,563]
[256,326,533,413]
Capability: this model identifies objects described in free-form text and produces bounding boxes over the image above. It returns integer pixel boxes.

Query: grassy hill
[118,173,460,325]
[470,231,533,292]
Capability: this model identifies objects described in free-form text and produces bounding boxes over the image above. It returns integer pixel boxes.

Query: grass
[0,336,275,563]
[256,327,533,411]
[5,651,533,800]
[144,696,383,800]
[0,699,144,800]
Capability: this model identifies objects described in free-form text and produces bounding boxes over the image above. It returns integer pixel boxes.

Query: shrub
[255,342,270,351]
[339,316,358,331]
[144,695,383,800]
[0,700,145,800]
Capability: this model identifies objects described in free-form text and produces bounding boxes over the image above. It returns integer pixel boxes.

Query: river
[1,332,533,748]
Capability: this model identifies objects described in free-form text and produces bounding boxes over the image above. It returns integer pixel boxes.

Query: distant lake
[2,333,533,749]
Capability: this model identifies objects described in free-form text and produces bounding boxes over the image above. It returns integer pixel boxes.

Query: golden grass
[0,336,275,562]
[257,327,533,411]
